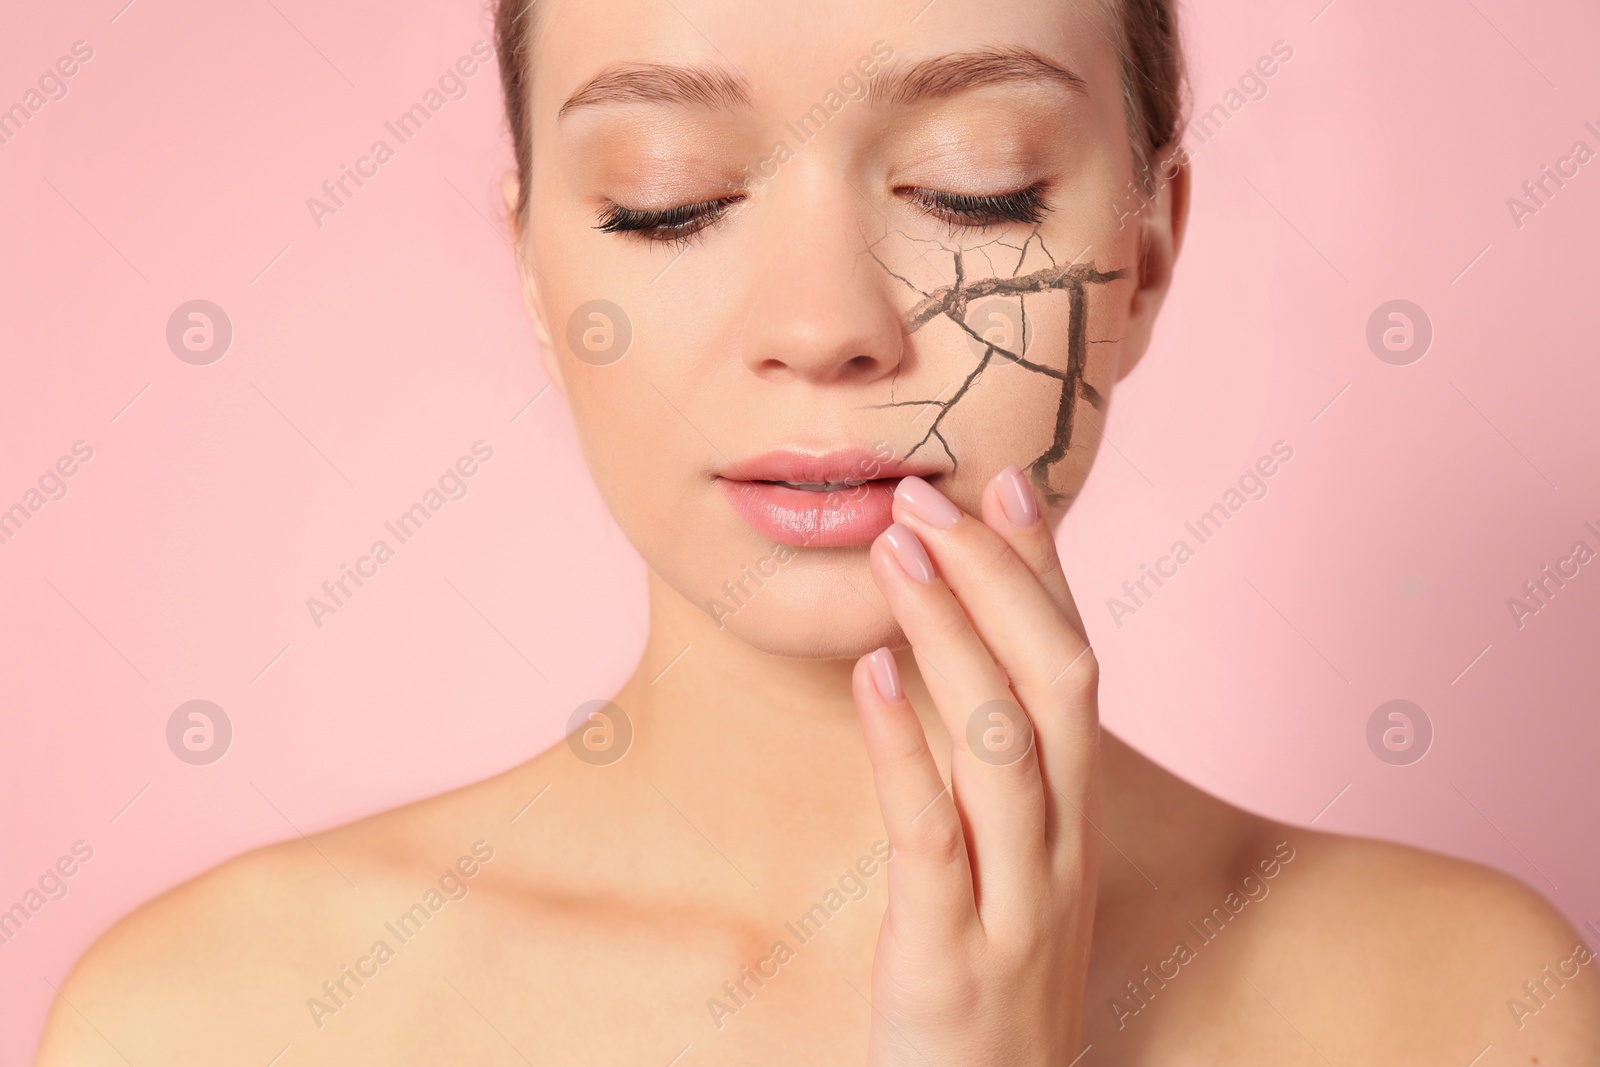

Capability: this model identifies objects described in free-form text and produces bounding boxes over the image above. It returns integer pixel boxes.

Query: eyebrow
[557,48,1085,119]
[559,63,752,118]
[869,48,1088,107]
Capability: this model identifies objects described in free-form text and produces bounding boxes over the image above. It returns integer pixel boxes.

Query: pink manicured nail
[866,647,902,702]
[996,464,1039,526]
[881,522,935,583]
[894,475,961,528]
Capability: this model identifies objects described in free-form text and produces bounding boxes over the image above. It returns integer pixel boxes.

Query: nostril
[844,354,878,375]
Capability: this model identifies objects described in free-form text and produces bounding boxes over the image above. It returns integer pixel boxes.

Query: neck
[609,569,1168,903]
[619,571,895,725]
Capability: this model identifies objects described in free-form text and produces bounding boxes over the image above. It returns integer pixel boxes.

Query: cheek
[562,364,684,534]
[877,228,1136,508]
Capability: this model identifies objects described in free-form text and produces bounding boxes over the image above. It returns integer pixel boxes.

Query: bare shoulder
[34,835,344,1064]
[1241,822,1600,1061]
[33,766,533,1066]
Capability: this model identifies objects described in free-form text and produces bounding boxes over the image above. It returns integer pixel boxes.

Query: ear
[1114,143,1190,383]
[500,169,566,395]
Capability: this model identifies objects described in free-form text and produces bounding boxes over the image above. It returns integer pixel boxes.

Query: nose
[734,168,907,385]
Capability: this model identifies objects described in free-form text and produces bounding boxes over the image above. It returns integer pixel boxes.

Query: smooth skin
[35,0,1600,1061]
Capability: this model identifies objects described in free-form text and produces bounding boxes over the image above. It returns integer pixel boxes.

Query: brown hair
[493,0,1186,222]
[1114,0,1188,189]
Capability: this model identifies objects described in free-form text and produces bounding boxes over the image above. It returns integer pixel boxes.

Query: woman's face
[507,0,1183,658]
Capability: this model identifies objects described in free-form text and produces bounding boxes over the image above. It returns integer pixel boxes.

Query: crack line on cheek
[863,227,1130,501]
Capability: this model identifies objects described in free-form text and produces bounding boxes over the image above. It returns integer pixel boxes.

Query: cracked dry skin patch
[866,228,1130,507]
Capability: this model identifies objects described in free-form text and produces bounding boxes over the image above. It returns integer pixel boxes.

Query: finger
[851,649,975,930]
[869,523,1048,894]
[980,467,1104,863]
[892,472,1099,851]
[889,473,1100,767]
[976,468,1099,720]
[984,464,1090,645]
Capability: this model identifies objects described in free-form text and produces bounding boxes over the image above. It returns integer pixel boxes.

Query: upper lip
[717,447,945,486]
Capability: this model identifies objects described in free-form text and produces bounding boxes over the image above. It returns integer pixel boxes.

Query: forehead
[526,0,1123,120]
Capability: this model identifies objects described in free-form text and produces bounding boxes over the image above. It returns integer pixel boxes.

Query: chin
[696,555,904,660]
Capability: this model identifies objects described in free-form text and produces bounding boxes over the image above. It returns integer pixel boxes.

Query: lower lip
[718,478,899,547]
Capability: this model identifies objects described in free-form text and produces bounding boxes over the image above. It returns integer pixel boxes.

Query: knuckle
[970,724,1040,780]
[1029,534,1066,578]
[877,953,983,1021]
[998,512,1057,569]
[879,722,930,768]
[1050,846,1095,887]
[966,527,1021,584]
[924,597,976,643]
[910,808,966,867]
[1055,645,1101,694]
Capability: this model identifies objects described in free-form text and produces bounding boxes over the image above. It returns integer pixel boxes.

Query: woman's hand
[851,466,1101,1066]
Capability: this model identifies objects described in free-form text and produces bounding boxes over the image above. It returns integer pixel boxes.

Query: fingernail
[995,464,1039,526]
[881,522,935,583]
[866,647,902,702]
[894,475,961,529]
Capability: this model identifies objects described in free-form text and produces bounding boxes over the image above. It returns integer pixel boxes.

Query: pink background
[3,0,1598,1057]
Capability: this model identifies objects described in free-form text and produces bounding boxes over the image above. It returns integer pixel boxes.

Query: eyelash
[593,183,1050,247]
[594,197,743,248]
[904,184,1050,229]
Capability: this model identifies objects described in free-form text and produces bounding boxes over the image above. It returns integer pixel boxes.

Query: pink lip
[716,447,942,548]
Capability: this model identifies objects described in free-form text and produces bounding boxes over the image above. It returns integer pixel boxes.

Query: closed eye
[593,181,1049,248]
[901,183,1049,228]
[594,196,744,248]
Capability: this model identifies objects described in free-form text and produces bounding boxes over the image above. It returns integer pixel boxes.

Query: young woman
[36,0,1600,1063]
